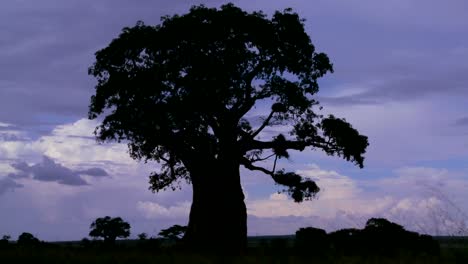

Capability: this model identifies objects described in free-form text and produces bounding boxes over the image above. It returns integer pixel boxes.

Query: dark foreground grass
[1,246,467,264]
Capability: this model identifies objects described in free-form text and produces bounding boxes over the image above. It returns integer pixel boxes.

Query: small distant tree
[89,216,131,244]
[0,235,11,247]
[80,237,91,248]
[158,225,187,241]
[295,227,329,253]
[17,232,40,246]
[361,217,440,255]
[329,228,362,254]
[137,232,148,240]
[365,218,405,232]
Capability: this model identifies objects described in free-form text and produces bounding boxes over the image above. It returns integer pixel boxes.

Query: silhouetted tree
[89,216,130,244]
[416,234,440,255]
[88,3,368,249]
[137,232,157,249]
[0,235,10,248]
[365,218,405,232]
[329,228,362,254]
[361,218,440,255]
[295,227,329,253]
[137,232,148,240]
[328,220,440,256]
[80,237,91,248]
[17,232,40,246]
[158,225,187,241]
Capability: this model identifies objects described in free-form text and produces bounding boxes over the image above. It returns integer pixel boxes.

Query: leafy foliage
[326,218,440,256]
[17,232,40,246]
[137,232,148,240]
[89,216,131,244]
[88,3,368,213]
[158,225,187,241]
[295,227,329,252]
[0,235,11,248]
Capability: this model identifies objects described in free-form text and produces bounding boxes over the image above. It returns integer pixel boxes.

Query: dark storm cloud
[0,177,23,195]
[8,156,109,186]
[0,0,220,129]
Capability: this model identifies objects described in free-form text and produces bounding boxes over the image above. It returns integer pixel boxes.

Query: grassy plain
[0,236,467,264]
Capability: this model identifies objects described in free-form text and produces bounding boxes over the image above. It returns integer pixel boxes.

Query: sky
[1,0,468,241]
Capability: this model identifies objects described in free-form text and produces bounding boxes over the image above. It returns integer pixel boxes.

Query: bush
[80,238,91,248]
[295,227,329,254]
[0,235,11,248]
[361,218,440,255]
[17,232,40,247]
[329,228,362,254]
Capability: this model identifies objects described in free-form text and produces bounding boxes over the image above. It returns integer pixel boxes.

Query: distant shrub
[413,234,440,255]
[295,227,329,253]
[0,235,11,248]
[80,238,91,248]
[135,233,162,249]
[362,218,440,255]
[17,232,40,246]
[158,225,187,241]
[326,218,441,256]
[329,228,362,254]
[137,233,148,240]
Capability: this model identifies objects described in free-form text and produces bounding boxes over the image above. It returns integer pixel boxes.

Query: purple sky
[1,0,468,241]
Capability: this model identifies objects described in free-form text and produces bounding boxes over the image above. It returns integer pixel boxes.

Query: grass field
[0,236,467,264]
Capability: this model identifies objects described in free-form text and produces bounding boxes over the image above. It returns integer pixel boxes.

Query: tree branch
[250,109,275,139]
[249,153,275,162]
[240,157,274,176]
[232,60,270,121]
[243,137,341,154]
[272,155,278,174]
[245,139,308,152]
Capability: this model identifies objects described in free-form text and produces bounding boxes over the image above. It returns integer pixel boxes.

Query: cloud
[244,164,468,235]
[33,119,135,167]
[320,78,468,107]
[8,156,109,186]
[0,118,138,173]
[246,164,388,218]
[137,201,191,219]
[297,165,360,200]
[0,177,23,195]
[77,168,108,177]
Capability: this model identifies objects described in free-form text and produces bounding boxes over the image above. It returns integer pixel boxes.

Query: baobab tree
[88,3,368,249]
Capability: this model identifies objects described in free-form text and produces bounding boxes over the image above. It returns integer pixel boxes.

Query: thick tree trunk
[183,159,247,252]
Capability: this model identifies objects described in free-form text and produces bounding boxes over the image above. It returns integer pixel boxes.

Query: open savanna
[0,236,467,264]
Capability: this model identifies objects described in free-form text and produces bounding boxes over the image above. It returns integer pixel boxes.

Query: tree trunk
[183,159,247,252]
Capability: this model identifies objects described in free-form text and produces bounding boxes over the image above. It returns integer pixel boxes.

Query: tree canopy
[158,225,187,241]
[17,232,40,246]
[89,216,130,244]
[89,3,368,202]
